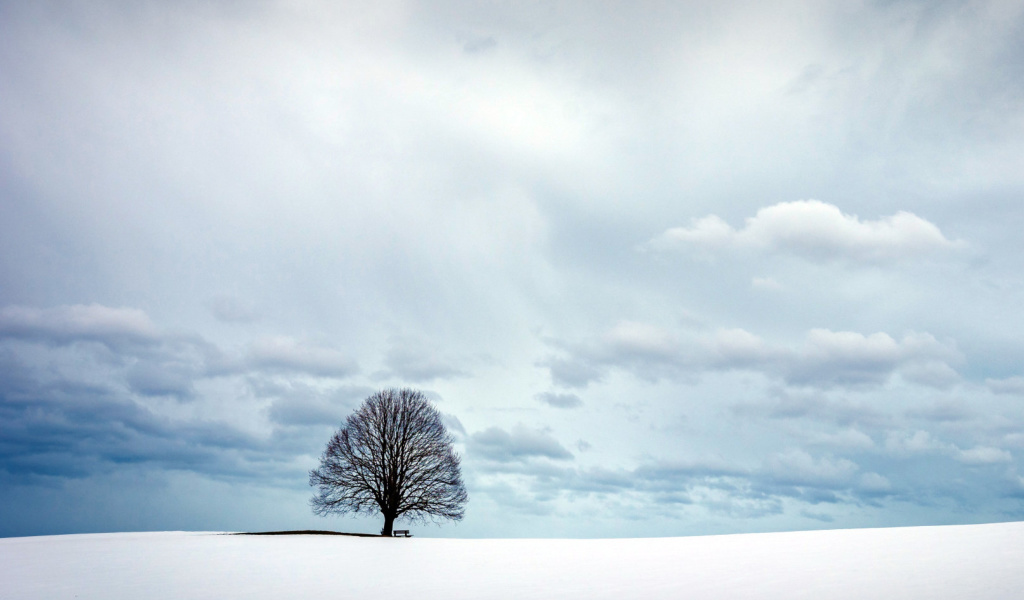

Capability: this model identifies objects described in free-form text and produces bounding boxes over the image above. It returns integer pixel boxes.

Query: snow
[2,522,1023,599]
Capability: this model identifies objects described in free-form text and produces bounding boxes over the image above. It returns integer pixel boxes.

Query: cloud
[0,304,239,400]
[898,360,962,389]
[441,413,467,438]
[3,0,1023,538]
[712,327,961,388]
[858,472,892,493]
[800,509,835,523]
[986,376,1024,395]
[540,323,685,389]
[604,321,679,361]
[540,356,605,389]
[885,430,949,455]
[884,431,1012,466]
[0,304,159,347]
[704,328,778,369]
[206,295,260,323]
[267,398,345,428]
[477,448,897,520]
[751,276,784,291]
[0,366,283,485]
[460,34,497,54]
[126,360,197,399]
[955,446,1013,466]
[733,390,884,427]
[0,307,379,492]
[544,323,961,390]
[247,337,358,378]
[262,383,372,427]
[763,449,859,488]
[632,458,747,486]
[904,400,972,423]
[468,425,574,462]
[644,200,965,262]
[536,392,583,409]
[3,305,365,387]
[753,451,896,504]
[378,340,468,383]
[785,329,961,387]
[808,428,876,450]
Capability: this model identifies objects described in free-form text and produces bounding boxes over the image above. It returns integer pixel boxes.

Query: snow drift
[2,522,1022,599]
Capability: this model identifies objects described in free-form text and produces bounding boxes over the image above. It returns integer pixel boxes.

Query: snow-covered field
[2,522,1022,599]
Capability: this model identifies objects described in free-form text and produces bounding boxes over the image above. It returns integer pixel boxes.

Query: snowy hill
[2,522,1023,599]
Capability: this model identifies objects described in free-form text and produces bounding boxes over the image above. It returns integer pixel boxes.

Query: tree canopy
[309,388,467,536]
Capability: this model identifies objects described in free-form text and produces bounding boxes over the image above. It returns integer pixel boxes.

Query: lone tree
[309,388,468,536]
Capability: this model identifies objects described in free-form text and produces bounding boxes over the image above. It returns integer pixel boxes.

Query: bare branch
[309,388,468,535]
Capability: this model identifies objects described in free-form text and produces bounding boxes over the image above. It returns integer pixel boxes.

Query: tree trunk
[381,513,395,537]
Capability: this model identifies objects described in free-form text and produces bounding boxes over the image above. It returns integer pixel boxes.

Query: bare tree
[309,388,468,536]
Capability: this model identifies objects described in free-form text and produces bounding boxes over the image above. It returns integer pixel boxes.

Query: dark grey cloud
[0,306,374,495]
[0,373,273,485]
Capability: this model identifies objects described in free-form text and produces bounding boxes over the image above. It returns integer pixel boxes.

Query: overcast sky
[3,0,1024,538]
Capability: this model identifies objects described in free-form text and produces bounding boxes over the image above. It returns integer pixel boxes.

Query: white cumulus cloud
[646,200,964,262]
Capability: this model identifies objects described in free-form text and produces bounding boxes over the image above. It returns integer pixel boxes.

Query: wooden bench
[392,530,412,537]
